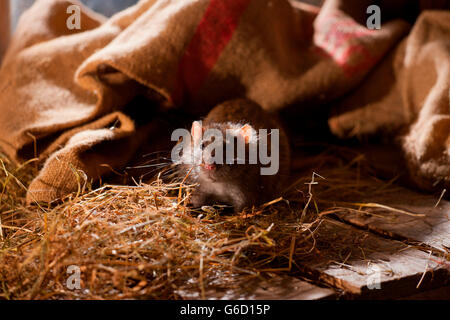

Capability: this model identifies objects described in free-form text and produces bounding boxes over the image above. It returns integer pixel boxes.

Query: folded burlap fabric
[0,0,10,64]
[329,9,450,190]
[1,0,446,204]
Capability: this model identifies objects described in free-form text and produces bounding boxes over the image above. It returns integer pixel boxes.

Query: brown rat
[175,99,290,212]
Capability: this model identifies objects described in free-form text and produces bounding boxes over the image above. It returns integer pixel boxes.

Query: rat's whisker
[140,164,177,180]
[126,163,171,169]
[142,150,171,158]
[156,157,174,162]
[138,158,172,165]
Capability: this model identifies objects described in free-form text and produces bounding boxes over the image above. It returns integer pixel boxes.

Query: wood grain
[176,274,336,300]
[295,219,449,298]
[333,188,450,252]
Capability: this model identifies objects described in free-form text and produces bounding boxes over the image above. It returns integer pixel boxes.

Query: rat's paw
[189,191,208,208]
[229,197,252,213]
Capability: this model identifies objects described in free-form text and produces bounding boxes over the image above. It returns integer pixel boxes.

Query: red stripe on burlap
[171,0,252,106]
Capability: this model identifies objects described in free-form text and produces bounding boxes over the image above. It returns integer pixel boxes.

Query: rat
[175,99,291,213]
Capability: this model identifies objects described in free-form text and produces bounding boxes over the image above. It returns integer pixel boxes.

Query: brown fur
[178,99,291,212]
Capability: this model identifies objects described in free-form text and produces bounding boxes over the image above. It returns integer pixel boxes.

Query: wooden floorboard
[223,275,336,300]
[294,219,449,299]
[333,188,450,252]
[176,274,336,300]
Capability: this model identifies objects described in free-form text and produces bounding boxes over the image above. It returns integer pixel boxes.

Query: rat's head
[188,120,258,182]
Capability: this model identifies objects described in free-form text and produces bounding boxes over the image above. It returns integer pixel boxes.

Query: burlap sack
[329,10,450,190]
[0,0,414,203]
[0,0,10,63]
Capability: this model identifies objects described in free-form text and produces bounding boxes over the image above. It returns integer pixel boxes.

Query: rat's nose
[202,163,216,171]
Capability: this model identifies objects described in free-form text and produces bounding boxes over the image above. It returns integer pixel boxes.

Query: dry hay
[0,147,419,300]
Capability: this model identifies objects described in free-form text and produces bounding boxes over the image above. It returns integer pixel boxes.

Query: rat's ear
[191,121,203,142]
[239,124,255,144]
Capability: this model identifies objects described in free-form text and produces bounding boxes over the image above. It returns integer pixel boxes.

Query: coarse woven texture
[328,9,450,191]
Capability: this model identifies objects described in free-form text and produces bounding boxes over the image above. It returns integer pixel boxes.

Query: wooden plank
[295,219,449,298]
[332,188,450,252]
[247,278,335,300]
[175,274,336,300]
